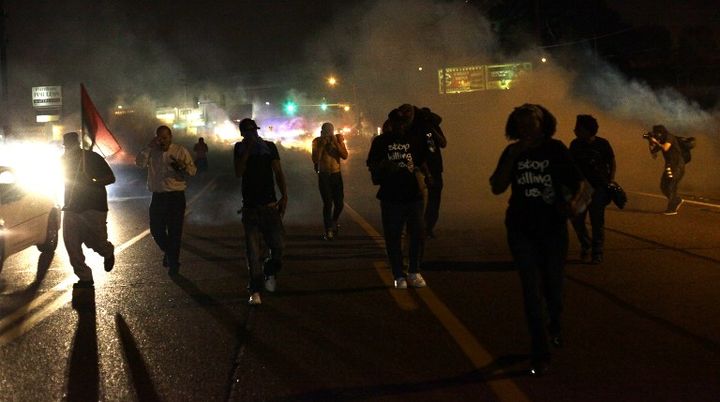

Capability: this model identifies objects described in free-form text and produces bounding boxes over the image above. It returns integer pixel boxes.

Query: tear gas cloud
[304,0,720,203]
[4,0,720,228]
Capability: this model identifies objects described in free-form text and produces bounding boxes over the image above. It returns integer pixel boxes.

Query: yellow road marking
[629,191,720,209]
[346,202,529,402]
[0,178,217,347]
[343,204,419,310]
[373,261,418,311]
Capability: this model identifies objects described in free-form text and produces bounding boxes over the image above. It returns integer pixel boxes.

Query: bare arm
[336,134,349,159]
[490,143,524,195]
[311,138,323,164]
[234,138,255,178]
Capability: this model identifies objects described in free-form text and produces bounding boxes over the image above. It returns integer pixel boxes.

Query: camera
[170,156,185,172]
[642,132,655,140]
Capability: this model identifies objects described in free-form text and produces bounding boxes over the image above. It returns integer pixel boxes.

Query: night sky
[2,0,719,121]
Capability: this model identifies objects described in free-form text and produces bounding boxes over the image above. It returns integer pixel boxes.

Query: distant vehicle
[0,166,60,269]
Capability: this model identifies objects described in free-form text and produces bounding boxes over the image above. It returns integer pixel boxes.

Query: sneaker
[394,277,408,289]
[104,254,115,272]
[591,254,603,265]
[264,275,277,292]
[324,229,335,240]
[408,273,427,288]
[248,292,262,305]
[529,356,551,377]
[674,198,684,212]
[663,198,684,215]
[73,280,95,289]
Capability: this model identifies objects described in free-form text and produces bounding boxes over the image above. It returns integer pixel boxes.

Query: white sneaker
[408,273,427,288]
[264,276,277,292]
[248,292,262,305]
[394,277,408,289]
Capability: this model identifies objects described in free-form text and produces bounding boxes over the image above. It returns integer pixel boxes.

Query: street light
[327,76,338,87]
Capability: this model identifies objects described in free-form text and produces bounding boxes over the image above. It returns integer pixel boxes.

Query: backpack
[677,136,696,164]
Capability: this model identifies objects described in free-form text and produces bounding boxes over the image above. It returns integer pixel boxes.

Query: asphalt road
[0,137,719,401]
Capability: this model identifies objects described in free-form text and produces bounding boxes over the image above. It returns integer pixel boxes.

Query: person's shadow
[66,288,98,402]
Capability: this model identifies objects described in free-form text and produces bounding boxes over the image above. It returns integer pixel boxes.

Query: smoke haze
[4,0,720,228]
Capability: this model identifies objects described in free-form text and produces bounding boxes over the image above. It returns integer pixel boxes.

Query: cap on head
[63,132,80,147]
[239,118,260,131]
[575,114,598,135]
[652,124,669,142]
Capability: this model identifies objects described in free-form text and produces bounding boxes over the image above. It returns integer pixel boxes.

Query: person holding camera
[645,125,685,215]
[569,115,616,264]
[311,122,348,240]
[136,125,197,274]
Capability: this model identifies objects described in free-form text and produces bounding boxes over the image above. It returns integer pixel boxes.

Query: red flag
[81,84,121,157]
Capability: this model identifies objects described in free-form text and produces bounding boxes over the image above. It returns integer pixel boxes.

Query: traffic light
[284,101,297,115]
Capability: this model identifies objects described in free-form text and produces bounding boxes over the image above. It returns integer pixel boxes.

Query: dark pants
[195,157,208,173]
[318,172,344,231]
[660,164,684,210]
[571,186,608,257]
[242,206,284,293]
[424,173,443,234]
[381,199,425,279]
[508,224,568,359]
[149,191,186,269]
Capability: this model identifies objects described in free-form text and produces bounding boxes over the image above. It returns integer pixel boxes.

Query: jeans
[149,191,186,269]
[380,199,425,279]
[508,224,568,358]
[660,164,684,209]
[318,172,344,230]
[63,210,114,281]
[242,206,284,293]
[424,173,443,234]
[571,186,608,257]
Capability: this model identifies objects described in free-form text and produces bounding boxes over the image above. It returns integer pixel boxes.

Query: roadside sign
[31,86,62,109]
[438,63,533,94]
[438,65,486,94]
[485,63,532,90]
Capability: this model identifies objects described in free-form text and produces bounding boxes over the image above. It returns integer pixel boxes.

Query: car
[0,166,61,269]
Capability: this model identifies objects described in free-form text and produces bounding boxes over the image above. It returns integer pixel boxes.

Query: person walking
[396,104,447,238]
[311,122,348,240]
[193,137,209,173]
[569,115,616,264]
[61,132,116,289]
[234,118,288,306]
[367,110,429,289]
[490,104,585,376]
[135,125,196,275]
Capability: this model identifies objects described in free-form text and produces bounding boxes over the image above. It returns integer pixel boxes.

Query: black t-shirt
[62,150,113,212]
[497,139,583,230]
[367,132,423,202]
[661,133,684,168]
[569,136,614,187]
[234,140,280,208]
